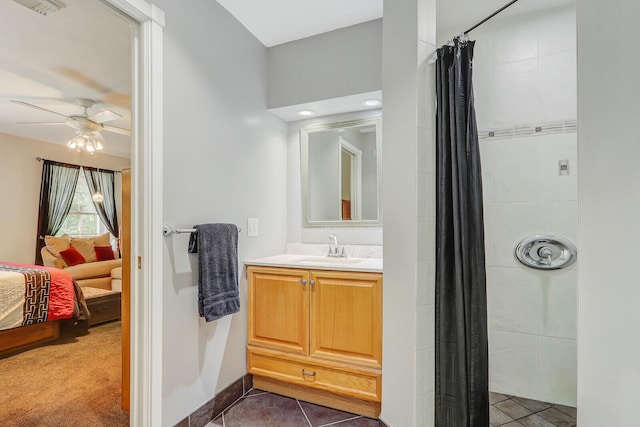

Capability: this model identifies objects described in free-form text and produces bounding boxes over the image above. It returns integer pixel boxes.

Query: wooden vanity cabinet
[247,265,382,418]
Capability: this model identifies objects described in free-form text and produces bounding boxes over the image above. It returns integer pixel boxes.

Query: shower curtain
[435,38,489,426]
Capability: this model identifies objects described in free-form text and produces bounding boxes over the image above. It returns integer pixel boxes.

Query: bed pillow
[59,247,86,266]
[94,245,115,261]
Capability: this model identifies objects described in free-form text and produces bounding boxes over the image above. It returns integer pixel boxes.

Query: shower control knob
[514,235,577,270]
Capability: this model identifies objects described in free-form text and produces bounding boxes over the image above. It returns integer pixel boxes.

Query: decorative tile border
[479,119,577,141]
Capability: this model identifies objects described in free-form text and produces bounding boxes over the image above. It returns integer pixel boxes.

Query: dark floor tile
[553,404,577,419]
[174,416,189,427]
[245,389,269,397]
[502,423,525,427]
[298,400,357,426]
[536,408,576,427]
[495,399,533,420]
[330,416,380,426]
[490,392,510,404]
[190,377,244,427]
[213,378,245,418]
[210,414,223,426]
[512,397,552,413]
[518,414,556,427]
[223,392,310,427]
[490,405,515,426]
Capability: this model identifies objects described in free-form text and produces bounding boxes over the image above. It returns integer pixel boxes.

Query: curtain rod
[431,0,521,62]
[35,157,121,173]
[464,0,520,35]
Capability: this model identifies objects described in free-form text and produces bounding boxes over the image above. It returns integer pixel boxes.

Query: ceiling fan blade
[87,109,123,124]
[16,122,68,125]
[10,100,69,118]
[100,124,131,136]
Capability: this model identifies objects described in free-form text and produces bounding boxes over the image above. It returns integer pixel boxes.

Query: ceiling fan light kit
[67,131,105,153]
[12,97,130,154]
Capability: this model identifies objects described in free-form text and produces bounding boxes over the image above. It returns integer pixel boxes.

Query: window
[56,172,109,238]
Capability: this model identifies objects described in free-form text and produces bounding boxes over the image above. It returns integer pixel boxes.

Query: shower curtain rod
[430,0,521,64]
[463,0,520,35]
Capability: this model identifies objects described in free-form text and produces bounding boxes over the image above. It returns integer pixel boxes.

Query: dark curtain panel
[83,168,119,238]
[34,160,81,265]
[435,38,489,426]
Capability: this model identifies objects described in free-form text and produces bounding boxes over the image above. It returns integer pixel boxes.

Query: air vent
[13,0,65,16]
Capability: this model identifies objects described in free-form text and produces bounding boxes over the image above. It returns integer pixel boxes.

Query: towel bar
[163,224,241,236]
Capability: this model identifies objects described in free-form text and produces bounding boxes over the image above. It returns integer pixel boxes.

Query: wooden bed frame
[0,321,61,357]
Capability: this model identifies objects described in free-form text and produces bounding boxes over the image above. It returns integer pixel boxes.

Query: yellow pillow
[93,232,111,247]
[44,234,71,257]
[70,238,97,263]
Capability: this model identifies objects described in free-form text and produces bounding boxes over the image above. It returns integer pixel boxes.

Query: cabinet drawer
[248,346,381,402]
[86,294,121,325]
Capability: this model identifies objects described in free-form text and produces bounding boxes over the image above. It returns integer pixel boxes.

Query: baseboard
[174,373,253,427]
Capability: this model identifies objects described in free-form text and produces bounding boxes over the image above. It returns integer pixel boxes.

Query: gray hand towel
[188,223,239,322]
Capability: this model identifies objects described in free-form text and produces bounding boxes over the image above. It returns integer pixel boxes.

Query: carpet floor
[0,321,129,427]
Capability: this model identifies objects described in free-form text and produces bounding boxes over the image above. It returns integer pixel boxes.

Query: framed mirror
[301,116,382,227]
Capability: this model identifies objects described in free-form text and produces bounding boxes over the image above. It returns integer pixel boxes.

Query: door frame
[101,1,164,425]
[338,136,363,220]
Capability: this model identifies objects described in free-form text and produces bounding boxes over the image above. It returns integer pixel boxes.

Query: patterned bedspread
[0,263,83,331]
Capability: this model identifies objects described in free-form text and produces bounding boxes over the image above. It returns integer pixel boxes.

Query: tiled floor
[490,392,577,427]
[206,388,575,427]
[208,389,381,427]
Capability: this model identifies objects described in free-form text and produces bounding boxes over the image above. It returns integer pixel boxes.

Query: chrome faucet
[327,234,347,258]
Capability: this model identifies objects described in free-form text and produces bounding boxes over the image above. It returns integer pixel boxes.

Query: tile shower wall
[472,5,577,406]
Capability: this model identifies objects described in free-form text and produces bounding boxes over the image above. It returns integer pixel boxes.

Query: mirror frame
[301,116,382,227]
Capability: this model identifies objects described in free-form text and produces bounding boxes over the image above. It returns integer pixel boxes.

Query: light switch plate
[247,218,259,237]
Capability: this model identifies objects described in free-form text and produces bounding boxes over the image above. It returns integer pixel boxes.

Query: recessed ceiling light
[297,110,314,116]
[362,98,382,107]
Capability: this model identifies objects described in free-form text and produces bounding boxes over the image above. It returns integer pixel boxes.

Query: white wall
[381,0,436,424]
[0,132,130,264]
[467,6,578,406]
[287,110,383,245]
[577,0,640,425]
[268,19,382,109]
[153,1,288,425]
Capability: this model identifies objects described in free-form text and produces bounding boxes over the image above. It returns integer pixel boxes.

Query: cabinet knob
[310,280,315,286]
[301,279,307,285]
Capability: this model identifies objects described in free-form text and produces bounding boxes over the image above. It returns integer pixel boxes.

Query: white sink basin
[293,257,363,265]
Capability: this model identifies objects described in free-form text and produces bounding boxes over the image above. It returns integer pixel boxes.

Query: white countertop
[245,253,383,273]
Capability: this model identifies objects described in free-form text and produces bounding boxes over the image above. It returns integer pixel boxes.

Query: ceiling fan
[11,98,131,152]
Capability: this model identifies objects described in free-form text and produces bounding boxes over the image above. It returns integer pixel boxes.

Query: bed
[0,262,89,356]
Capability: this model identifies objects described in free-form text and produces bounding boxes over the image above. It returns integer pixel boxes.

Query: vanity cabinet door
[309,270,382,368]
[248,266,309,355]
